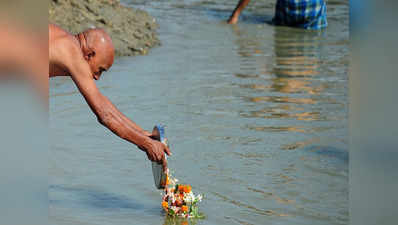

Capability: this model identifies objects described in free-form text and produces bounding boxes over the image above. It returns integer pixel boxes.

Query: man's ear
[84,49,95,61]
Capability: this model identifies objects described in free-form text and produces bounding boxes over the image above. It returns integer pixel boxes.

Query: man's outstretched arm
[65,44,170,170]
[228,0,252,24]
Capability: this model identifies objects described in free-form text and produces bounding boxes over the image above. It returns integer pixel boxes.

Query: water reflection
[272,27,325,92]
[163,217,198,225]
[246,96,316,104]
[232,24,334,130]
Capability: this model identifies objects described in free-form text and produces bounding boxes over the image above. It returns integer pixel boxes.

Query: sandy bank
[49,0,160,56]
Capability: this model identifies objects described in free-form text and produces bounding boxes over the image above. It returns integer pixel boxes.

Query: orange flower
[161,201,168,210]
[175,199,183,207]
[181,205,188,212]
[178,185,185,192]
[183,185,191,193]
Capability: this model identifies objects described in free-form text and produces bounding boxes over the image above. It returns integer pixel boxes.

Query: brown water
[50,1,349,224]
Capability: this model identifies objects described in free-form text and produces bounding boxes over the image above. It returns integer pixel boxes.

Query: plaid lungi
[273,0,328,30]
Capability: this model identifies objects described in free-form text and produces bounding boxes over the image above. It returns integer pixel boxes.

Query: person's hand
[227,15,239,24]
[141,138,171,171]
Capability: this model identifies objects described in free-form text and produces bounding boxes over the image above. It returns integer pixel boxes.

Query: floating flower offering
[161,171,204,218]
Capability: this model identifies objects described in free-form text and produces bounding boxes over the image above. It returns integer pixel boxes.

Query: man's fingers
[146,152,154,161]
[163,143,171,156]
[153,151,160,162]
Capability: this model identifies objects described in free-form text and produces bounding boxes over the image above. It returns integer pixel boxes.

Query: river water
[50,0,349,224]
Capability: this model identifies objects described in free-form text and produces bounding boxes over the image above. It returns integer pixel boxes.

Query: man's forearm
[228,0,251,23]
[119,111,147,134]
[95,95,151,150]
[232,0,251,14]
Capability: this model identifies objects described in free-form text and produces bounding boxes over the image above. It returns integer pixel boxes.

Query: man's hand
[227,15,239,24]
[141,139,171,172]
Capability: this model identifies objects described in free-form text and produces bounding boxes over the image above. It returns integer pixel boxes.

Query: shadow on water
[49,185,159,214]
[308,145,349,163]
[282,141,348,163]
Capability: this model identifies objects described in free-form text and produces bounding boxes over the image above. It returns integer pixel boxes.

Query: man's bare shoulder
[49,24,73,42]
[49,24,81,55]
[49,24,82,62]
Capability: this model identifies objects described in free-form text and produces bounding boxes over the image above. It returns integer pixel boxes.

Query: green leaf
[168,208,176,217]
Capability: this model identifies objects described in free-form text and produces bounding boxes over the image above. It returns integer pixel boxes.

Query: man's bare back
[49,24,75,77]
[49,24,170,170]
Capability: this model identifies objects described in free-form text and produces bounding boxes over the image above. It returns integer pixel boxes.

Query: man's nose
[95,71,102,78]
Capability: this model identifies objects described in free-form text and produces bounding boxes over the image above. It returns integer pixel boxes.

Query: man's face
[87,50,113,80]
[84,34,115,80]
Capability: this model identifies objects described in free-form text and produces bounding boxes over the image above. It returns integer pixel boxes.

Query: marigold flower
[175,199,183,207]
[160,172,203,218]
[183,185,191,193]
[181,205,188,212]
[162,201,168,210]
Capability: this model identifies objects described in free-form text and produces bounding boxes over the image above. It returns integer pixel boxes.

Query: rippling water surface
[50,1,349,224]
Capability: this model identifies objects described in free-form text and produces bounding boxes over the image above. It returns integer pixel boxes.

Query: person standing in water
[228,0,327,30]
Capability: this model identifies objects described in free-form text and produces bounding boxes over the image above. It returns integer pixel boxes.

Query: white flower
[171,193,176,203]
[197,194,203,202]
[182,192,196,204]
[183,193,194,203]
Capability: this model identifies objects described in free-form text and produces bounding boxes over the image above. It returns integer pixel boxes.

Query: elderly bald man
[49,24,170,171]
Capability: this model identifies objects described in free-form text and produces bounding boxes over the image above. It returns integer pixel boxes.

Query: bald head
[78,28,114,80]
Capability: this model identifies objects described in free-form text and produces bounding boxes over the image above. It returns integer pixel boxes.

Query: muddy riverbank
[49,0,160,56]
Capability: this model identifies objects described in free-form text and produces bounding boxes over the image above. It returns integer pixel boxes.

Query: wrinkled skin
[49,24,171,171]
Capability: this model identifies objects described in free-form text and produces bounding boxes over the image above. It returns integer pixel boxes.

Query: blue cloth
[273,0,328,30]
